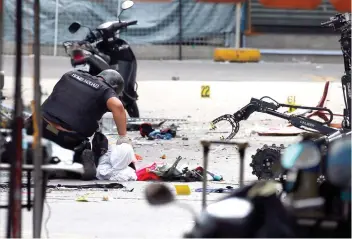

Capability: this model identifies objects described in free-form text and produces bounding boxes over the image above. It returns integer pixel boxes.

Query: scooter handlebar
[111,20,138,32]
[125,20,138,27]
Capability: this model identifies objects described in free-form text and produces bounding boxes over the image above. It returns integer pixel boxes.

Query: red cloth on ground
[136,163,160,181]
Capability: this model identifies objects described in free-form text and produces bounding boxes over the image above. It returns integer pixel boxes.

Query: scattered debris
[48,183,124,190]
[135,154,143,161]
[211,145,226,153]
[196,167,223,181]
[149,130,174,140]
[135,156,224,182]
[133,140,155,145]
[140,122,177,140]
[122,188,134,192]
[195,186,235,193]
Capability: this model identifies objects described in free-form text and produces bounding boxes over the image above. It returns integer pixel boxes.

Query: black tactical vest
[42,70,116,137]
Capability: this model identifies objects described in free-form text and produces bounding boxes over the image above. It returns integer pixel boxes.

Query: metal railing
[2,0,344,60]
[3,0,242,60]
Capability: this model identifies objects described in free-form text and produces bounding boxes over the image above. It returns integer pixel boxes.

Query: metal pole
[200,140,248,209]
[178,0,183,60]
[239,149,244,188]
[53,0,59,56]
[116,0,121,38]
[0,0,5,134]
[234,2,242,49]
[33,0,44,237]
[7,0,24,237]
[247,0,252,34]
[0,0,4,90]
[201,142,210,209]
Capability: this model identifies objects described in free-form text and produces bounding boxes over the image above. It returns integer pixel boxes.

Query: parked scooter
[62,0,140,117]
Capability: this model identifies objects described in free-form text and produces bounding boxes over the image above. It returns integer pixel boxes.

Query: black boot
[80,149,97,181]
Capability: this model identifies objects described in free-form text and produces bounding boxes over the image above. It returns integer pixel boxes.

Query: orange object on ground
[329,0,351,12]
[135,154,143,161]
[259,0,322,9]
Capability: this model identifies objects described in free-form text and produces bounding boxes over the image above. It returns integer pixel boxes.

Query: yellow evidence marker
[201,85,210,98]
[174,184,191,195]
[76,195,89,202]
[76,192,94,202]
[286,96,297,113]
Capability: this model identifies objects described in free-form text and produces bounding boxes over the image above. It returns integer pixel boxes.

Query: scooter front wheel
[126,101,140,118]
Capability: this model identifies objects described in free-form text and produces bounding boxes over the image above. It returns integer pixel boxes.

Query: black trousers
[25,116,89,164]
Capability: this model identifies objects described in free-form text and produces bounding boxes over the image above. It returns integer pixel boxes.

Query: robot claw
[210,114,240,140]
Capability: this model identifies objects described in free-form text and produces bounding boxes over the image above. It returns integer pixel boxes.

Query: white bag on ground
[96,143,137,181]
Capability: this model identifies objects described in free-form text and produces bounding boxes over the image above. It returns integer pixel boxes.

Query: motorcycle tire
[126,101,140,118]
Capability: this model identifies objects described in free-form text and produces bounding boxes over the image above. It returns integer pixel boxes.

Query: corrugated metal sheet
[250,0,339,27]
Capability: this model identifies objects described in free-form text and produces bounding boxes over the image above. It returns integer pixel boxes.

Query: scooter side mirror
[118,0,134,21]
[68,22,82,34]
[145,183,174,206]
[121,0,134,10]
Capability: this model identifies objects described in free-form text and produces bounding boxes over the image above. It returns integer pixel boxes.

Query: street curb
[213,48,261,63]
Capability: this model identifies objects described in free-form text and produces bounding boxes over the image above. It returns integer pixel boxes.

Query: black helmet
[97,69,124,96]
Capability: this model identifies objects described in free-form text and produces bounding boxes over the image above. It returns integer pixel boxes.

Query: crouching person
[25,69,131,180]
[93,132,137,181]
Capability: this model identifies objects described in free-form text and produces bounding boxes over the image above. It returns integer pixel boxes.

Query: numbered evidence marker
[174,184,191,195]
[201,85,210,98]
[286,96,297,113]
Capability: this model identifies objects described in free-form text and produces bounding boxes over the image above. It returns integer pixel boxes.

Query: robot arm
[211,97,337,140]
[211,98,279,140]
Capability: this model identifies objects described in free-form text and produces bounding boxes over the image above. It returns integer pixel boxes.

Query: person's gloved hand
[116,135,132,146]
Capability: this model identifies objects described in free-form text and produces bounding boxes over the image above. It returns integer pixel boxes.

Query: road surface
[0,58,345,238]
[2,55,343,81]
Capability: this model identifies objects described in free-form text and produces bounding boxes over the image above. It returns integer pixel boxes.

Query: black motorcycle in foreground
[144,130,351,238]
[62,0,140,117]
[144,13,351,238]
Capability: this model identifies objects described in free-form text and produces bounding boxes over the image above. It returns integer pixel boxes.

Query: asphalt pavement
[0,56,346,238]
[2,55,343,81]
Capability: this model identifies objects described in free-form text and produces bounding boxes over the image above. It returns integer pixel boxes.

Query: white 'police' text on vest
[71,73,101,89]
